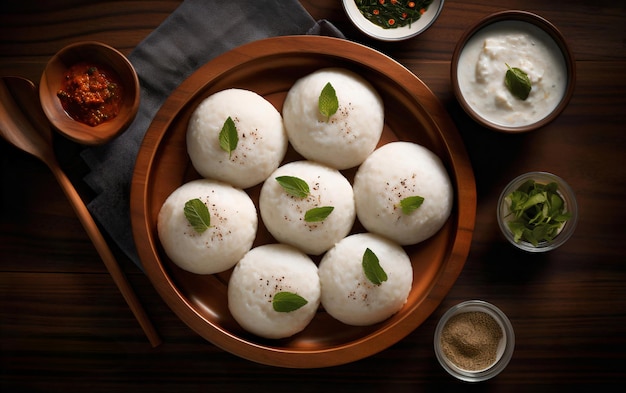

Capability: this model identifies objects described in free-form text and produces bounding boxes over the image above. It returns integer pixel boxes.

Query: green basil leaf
[304,206,334,222]
[362,248,388,286]
[272,291,308,313]
[399,195,425,215]
[219,116,238,157]
[183,198,211,234]
[504,63,532,100]
[318,82,338,121]
[276,176,310,198]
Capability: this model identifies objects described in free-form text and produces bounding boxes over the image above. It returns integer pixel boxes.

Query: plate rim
[130,35,476,368]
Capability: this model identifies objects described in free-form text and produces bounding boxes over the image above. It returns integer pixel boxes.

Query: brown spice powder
[440,311,503,371]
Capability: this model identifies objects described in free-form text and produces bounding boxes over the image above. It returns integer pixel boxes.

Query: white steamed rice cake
[186,88,287,189]
[228,243,321,339]
[282,67,384,170]
[157,179,257,275]
[318,232,413,326]
[259,160,356,255]
[353,141,453,245]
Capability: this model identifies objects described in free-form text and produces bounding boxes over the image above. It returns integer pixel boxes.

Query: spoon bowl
[39,41,140,145]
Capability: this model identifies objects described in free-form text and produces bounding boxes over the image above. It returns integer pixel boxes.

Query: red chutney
[57,62,123,127]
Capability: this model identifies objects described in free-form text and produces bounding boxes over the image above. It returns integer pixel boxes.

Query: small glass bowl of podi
[434,300,515,382]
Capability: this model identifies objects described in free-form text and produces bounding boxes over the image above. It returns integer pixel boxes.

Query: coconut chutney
[457,20,568,127]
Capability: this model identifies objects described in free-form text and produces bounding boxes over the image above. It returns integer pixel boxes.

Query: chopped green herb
[272,291,308,312]
[318,82,338,121]
[505,63,532,100]
[276,176,310,198]
[505,179,571,246]
[304,206,334,222]
[362,248,387,286]
[355,0,433,29]
[219,116,238,157]
[399,195,425,215]
[183,198,211,234]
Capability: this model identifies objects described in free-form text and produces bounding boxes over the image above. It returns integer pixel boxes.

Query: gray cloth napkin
[81,0,344,268]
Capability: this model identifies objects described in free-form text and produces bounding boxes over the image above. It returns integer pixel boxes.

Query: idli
[228,244,321,339]
[282,68,384,170]
[259,160,356,255]
[318,233,413,326]
[187,88,287,189]
[157,179,257,275]
[353,141,453,245]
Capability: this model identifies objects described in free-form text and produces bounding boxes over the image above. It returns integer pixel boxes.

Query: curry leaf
[505,180,571,245]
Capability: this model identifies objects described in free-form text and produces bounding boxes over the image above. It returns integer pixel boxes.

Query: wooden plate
[130,36,476,368]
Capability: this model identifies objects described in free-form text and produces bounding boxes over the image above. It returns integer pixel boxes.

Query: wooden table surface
[1,0,625,391]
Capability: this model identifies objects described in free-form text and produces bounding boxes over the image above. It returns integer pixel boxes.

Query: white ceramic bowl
[434,300,515,382]
[342,0,444,41]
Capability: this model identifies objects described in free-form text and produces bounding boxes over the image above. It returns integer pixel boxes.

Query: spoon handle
[48,163,162,348]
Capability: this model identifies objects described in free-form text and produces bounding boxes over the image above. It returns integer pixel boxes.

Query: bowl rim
[450,10,576,133]
[496,171,579,252]
[434,300,515,382]
[341,0,445,42]
[39,40,140,145]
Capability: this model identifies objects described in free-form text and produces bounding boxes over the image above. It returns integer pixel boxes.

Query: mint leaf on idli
[362,248,388,286]
[272,291,308,313]
[183,198,211,234]
[218,116,238,158]
[276,175,310,198]
[318,82,338,121]
[399,195,425,215]
[304,206,334,222]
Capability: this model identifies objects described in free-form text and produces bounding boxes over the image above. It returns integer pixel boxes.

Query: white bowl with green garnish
[342,0,444,41]
[497,171,578,252]
[451,11,576,133]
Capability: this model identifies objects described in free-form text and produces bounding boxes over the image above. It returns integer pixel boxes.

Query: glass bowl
[497,171,578,252]
[434,300,515,382]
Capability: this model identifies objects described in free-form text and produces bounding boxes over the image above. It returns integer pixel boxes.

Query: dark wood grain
[1,0,625,391]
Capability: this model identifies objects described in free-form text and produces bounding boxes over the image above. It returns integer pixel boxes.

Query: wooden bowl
[451,11,576,133]
[39,41,139,145]
[131,36,476,368]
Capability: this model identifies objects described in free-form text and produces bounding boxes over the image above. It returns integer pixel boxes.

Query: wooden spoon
[0,76,161,347]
